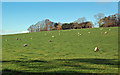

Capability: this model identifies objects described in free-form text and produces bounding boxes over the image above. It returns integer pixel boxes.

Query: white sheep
[49,40,52,42]
[52,36,55,38]
[30,38,32,39]
[24,44,28,47]
[16,38,18,40]
[88,32,90,34]
[78,33,82,36]
[104,32,108,34]
[109,29,111,31]
[78,32,80,34]
[94,47,99,52]
[5,39,8,41]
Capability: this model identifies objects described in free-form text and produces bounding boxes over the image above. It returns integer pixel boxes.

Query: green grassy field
[2,27,119,74]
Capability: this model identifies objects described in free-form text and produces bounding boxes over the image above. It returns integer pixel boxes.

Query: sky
[1,0,119,2]
[1,2,118,35]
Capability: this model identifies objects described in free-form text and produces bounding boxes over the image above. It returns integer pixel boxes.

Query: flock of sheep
[5,28,111,52]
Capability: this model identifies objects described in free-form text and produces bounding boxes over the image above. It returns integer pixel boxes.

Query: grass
[2,27,119,75]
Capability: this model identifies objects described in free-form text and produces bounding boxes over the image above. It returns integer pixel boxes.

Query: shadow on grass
[2,69,119,75]
[63,64,105,70]
[2,60,57,71]
[2,60,48,63]
[56,58,118,66]
[1,58,119,75]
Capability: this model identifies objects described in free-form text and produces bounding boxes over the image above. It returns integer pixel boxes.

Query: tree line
[27,13,119,32]
[98,13,120,27]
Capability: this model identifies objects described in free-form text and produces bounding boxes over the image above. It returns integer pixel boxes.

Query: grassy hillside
[2,27,118,74]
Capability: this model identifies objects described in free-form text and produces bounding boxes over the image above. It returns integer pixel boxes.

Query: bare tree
[94,13,104,27]
[74,17,86,24]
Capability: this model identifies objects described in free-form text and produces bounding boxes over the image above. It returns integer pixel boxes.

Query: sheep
[52,36,55,38]
[30,38,32,39]
[24,44,28,47]
[78,32,80,34]
[109,29,111,31]
[16,38,19,40]
[78,33,82,36]
[100,29,103,31]
[5,39,8,41]
[88,32,91,34]
[104,31,108,34]
[94,47,99,52]
[49,40,52,42]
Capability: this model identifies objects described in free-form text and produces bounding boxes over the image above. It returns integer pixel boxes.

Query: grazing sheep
[24,44,28,47]
[49,40,52,42]
[78,32,80,34]
[16,38,18,40]
[78,33,82,36]
[104,32,108,34]
[100,29,103,31]
[30,38,32,39]
[5,39,8,41]
[94,47,99,52]
[88,32,90,34]
[109,29,111,31]
[52,36,55,38]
